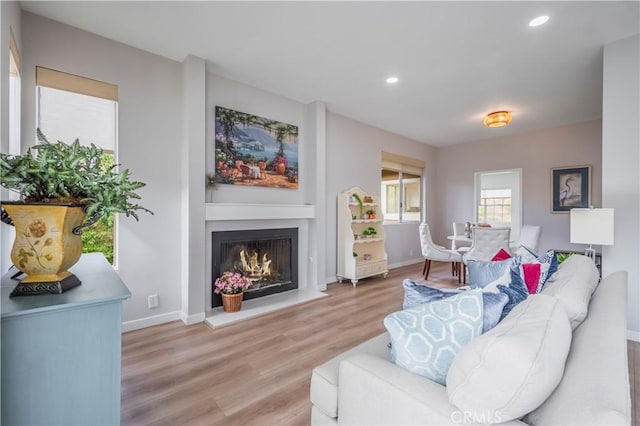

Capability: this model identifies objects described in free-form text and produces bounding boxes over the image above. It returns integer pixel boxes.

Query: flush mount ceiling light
[529,15,549,27]
[483,111,512,128]
[386,76,399,84]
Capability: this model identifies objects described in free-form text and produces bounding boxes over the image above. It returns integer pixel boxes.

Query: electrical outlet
[148,294,159,309]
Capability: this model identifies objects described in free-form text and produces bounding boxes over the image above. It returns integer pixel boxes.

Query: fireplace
[211,228,298,308]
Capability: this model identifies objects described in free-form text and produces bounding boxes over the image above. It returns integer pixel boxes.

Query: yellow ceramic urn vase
[2,203,86,296]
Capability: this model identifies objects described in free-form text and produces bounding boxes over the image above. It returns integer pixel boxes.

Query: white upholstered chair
[461,226,511,283]
[510,225,542,254]
[419,223,462,281]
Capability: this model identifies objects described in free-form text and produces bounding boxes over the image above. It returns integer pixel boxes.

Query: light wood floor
[121,261,639,426]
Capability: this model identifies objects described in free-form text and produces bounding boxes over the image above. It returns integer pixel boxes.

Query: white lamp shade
[570,208,615,245]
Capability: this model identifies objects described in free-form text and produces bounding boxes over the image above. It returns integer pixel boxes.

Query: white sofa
[310,255,631,425]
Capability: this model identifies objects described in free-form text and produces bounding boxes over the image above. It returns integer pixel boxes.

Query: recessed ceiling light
[386,76,399,84]
[529,15,549,27]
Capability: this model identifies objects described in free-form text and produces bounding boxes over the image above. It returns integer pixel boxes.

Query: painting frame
[214,106,299,190]
[551,165,591,213]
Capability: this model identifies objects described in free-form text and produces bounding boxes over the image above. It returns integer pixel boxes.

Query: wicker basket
[221,292,244,312]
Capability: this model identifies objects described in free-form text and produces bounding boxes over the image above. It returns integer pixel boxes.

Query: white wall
[20,12,184,326]
[325,112,438,282]
[434,120,602,253]
[602,34,640,341]
[0,1,21,275]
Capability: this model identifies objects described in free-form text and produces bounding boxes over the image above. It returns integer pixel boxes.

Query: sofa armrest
[338,354,525,425]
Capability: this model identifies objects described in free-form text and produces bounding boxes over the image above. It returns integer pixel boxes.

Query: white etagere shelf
[336,186,388,286]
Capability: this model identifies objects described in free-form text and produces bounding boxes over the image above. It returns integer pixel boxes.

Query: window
[381,152,423,223]
[36,67,118,265]
[478,189,512,224]
[474,169,522,241]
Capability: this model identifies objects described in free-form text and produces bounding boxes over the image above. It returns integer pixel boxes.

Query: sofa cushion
[540,254,599,329]
[402,279,508,333]
[467,257,529,320]
[310,332,391,419]
[384,289,484,385]
[446,294,571,423]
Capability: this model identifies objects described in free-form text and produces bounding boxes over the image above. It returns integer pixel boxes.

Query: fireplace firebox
[211,228,298,308]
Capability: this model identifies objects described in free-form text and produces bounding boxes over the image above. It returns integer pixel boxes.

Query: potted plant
[365,209,376,219]
[366,226,378,238]
[0,129,152,296]
[362,229,371,238]
[213,271,253,312]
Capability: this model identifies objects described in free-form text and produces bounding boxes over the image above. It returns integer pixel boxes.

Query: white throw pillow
[540,254,599,329]
[446,294,571,423]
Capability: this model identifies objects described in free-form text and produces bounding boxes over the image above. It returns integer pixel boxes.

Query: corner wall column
[180,55,206,324]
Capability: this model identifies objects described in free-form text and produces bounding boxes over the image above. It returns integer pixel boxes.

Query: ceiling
[20,1,640,147]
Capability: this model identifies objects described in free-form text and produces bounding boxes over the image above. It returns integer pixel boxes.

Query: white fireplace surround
[206,203,315,221]
[205,202,325,327]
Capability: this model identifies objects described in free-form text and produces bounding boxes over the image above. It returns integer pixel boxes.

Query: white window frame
[381,152,424,224]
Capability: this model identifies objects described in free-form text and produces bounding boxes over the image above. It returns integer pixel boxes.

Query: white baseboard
[182,312,206,325]
[121,310,182,332]
[628,330,640,342]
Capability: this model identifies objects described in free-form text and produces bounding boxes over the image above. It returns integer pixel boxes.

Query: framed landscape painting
[214,106,299,189]
[551,165,591,213]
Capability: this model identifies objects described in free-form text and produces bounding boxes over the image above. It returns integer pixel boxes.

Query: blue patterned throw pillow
[467,258,529,320]
[384,289,484,385]
[402,279,508,333]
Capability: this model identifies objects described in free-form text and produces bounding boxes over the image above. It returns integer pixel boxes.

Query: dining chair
[419,223,462,281]
[461,226,511,284]
[511,225,542,254]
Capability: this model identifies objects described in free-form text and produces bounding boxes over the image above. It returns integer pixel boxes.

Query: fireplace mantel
[205,203,315,221]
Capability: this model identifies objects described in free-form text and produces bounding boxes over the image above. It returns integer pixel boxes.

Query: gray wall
[325,112,438,282]
[433,120,602,253]
[602,34,640,340]
[20,12,184,325]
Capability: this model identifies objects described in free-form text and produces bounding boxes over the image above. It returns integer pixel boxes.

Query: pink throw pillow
[491,249,540,294]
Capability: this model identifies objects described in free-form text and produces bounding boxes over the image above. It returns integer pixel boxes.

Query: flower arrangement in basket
[214,271,252,295]
[214,271,253,312]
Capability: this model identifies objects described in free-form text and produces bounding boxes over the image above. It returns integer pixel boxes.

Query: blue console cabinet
[1,253,131,425]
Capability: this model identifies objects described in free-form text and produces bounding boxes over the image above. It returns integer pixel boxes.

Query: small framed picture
[551,165,591,213]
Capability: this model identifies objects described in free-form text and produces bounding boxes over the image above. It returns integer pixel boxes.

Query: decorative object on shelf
[0,129,152,297]
[464,222,472,238]
[352,214,357,220]
[483,110,512,127]
[353,252,358,258]
[363,254,372,261]
[363,195,373,203]
[213,271,253,312]
[366,209,376,219]
[551,165,591,213]
[352,193,364,218]
[214,106,299,189]
[570,207,614,261]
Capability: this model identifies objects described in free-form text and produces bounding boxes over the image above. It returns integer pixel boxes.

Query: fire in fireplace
[211,228,298,308]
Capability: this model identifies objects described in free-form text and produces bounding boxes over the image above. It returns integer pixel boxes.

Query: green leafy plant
[366,226,377,236]
[0,129,153,224]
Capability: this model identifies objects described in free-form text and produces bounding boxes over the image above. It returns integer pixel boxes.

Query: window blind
[36,66,118,101]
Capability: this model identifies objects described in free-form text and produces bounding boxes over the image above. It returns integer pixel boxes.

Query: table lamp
[570,208,614,260]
